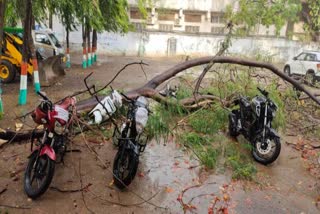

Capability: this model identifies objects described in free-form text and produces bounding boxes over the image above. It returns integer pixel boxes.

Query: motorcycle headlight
[54,121,65,135]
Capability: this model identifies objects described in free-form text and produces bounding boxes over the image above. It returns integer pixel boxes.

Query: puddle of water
[137,140,232,213]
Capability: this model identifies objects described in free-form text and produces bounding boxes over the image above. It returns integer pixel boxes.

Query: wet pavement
[0,56,319,213]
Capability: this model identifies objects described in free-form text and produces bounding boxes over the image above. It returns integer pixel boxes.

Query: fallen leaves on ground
[165,186,174,193]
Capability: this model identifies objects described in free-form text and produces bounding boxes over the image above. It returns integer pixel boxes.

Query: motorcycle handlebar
[37,91,49,101]
[257,87,268,97]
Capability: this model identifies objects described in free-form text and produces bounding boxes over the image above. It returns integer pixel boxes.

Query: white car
[284,51,320,83]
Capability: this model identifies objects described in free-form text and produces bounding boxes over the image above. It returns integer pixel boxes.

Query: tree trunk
[92,29,97,63]
[18,0,32,105]
[29,14,41,92]
[0,0,7,113]
[0,0,7,62]
[49,11,53,29]
[86,20,91,67]
[82,20,87,68]
[75,56,320,112]
[66,27,71,68]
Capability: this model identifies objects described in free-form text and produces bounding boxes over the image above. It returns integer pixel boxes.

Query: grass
[225,143,257,180]
[143,69,291,180]
[188,106,228,135]
[178,132,221,169]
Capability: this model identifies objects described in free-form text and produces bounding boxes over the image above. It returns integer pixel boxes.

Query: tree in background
[0,0,7,113]
[225,0,301,37]
[55,1,78,68]
[18,0,32,105]
[302,0,320,41]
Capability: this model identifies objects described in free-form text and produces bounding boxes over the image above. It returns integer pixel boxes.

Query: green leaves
[225,0,302,36]
[306,0,320,32]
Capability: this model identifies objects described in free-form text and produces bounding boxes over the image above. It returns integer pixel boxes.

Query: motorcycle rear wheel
[24,153,55,199]
[113,144,139,189]
[252,136,281,165]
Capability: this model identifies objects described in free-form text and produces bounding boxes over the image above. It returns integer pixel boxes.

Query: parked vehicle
[24,91,76,199]
[284,51,320,84]
[112,93,150,189]
[0,27,66,85]
[228,87,281,165]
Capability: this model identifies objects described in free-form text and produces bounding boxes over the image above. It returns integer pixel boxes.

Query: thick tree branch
[126,56,320,106]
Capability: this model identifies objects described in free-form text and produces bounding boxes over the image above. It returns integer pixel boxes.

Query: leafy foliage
[188,107,228,135]
[225,0,302,36]
[225,143,257,180]
[178,132,221,169]
[304,0,320,38]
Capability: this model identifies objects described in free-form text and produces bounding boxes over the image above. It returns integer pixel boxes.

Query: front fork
[30,131,56,161]
[262,104,268,142]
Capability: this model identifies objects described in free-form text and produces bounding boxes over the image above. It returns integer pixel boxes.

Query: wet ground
[0,55,319,213]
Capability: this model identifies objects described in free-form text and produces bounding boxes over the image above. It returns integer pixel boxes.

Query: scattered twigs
[299,93,320,101]
[75,118,167,210]
[89,189,163,208]
[0,204,31,209]
[78,158,95,214]
[0,187,7,195]
[15,86,94,120]
[188,193,214,204]
[193,23,233,96]
[177,184,202,213]
[127,56,320,106]
[50,183,92,193]
[93,61,149,96]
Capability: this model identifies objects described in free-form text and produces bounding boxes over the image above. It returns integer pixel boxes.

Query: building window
[211,13,225,24]
[130,10,143,19]
[132,22,146,32]
[185,25,200,33]
[185,13,202,23]
[158,10,175,21]
[159,24,173,32]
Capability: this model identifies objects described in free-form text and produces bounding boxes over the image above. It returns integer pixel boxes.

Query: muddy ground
[0,55,319,214]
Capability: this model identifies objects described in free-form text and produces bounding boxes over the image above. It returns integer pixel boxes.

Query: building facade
[127,0,287,37]
[49,0,318,62]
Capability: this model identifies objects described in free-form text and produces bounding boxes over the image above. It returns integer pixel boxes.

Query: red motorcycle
[24,91,76,199]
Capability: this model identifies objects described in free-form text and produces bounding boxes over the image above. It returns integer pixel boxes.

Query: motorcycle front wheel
[113,144,139,190]
[252,136,281,165]
[24,153,55,199]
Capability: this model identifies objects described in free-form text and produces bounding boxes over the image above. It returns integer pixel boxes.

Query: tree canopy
[225,0,302,36]
[2,0,152,34]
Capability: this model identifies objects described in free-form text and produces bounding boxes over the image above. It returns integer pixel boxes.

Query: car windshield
[48,33,62,48]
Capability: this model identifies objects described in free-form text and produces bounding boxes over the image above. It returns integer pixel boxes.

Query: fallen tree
[76,56,320,112]
[2,56,320,143]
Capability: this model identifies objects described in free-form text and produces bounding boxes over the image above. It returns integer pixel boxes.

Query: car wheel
[305,71,315,85]
[284,66,291,76]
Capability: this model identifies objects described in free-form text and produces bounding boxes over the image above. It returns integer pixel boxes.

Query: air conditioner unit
[174,18,182,27]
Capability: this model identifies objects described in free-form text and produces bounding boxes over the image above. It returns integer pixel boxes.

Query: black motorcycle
[228,87,281,165]
[112,93,150,189]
